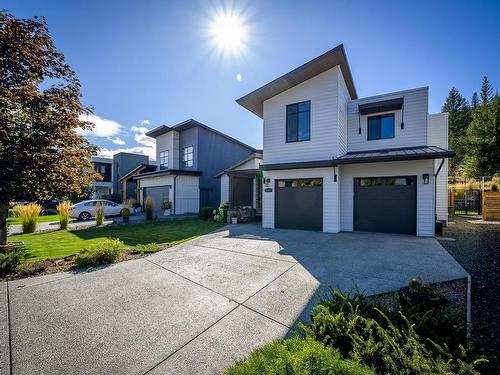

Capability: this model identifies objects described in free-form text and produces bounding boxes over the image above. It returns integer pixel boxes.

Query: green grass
[8,219,223,262]
[7,214,60,225]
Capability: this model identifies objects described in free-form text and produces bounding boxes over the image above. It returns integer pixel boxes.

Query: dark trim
[236,44,357,118]
[133,169,202,180]
[358,97,403,115]
[333,146,454,165]
[261,160,334,171]
[367,113,395,141]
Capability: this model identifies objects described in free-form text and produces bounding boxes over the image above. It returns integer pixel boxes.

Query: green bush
[130,243,160,254]
[225,337,374,375]
[213,201,229,223]
[303,289,484,375]
[0,246,25,276]
[75,239,124,268]
[121,207,130,223]
[198,206,215,221]
[16,259,51,276]
[145,196,153,221]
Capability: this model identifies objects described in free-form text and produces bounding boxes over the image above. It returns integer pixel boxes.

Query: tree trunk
[0,201,8,245]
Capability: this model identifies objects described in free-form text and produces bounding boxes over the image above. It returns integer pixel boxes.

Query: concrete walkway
[1,224,468,375]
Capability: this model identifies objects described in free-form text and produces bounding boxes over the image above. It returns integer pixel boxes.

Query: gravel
[439,215,500,374]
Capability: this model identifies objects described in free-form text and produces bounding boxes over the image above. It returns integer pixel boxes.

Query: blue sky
[5,0,500,160]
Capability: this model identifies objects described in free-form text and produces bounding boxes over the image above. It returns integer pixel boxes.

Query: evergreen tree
[442,88,471,173]
[471,92,479,110]
[480,76,494,105]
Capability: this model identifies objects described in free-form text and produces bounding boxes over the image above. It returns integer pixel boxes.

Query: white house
[235,44,451,236]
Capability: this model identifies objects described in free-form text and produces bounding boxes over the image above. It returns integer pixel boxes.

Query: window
[100,165,106,174]
[277,179,322,188]
[367,113,395,140]
[356,177,415,186]
[159,150,169,169]
[286,101,310,142]
[183,146,193,167]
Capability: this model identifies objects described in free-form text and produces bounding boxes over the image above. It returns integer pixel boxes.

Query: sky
[4,0,500,160]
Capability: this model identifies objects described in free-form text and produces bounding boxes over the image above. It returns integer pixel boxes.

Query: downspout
[173,174,178,215]
[434,158,445,222]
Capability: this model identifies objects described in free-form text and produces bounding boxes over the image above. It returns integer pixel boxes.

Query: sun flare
[210,11,247,53]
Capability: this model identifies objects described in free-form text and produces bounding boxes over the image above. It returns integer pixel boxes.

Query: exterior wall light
[264,178,270,187]
[423,174,429,184]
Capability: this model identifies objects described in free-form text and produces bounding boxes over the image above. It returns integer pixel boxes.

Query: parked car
[70,200,126,221]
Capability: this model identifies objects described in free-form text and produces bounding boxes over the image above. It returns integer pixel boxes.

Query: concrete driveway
[1,224,468,375]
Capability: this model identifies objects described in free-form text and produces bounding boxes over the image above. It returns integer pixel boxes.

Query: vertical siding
[347,87,429,152]
[262,66,340,164]
[175,175,199,214]
[179,127,199,170]
[220,174,229,204]
[262,168,339,232]
[339,160,435,236]
[428,113,449,222]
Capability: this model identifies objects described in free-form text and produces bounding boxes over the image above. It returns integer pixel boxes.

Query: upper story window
[367,113,395,141]
[159,150,169,169]
[286,101,310,142]
[183,146,193,167]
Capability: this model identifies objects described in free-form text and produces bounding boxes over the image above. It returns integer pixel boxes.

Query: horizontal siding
[347,87,428,152]
[428,113,449,222]
[340,160,435,236]
[263,66,340,164]
[262,167,339,232]
[338,69,350,155]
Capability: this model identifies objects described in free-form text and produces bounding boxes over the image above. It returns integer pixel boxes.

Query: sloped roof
[215,151,263,178]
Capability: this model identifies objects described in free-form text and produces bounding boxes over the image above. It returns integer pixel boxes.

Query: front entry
[354,176,417,235]
[275,178,323,231]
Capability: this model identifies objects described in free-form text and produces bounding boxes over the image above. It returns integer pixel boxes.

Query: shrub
[16,259,51,276]
[121,207,130,223]
[74,239,124,268]
[198,207,215,220]
[213,201,229,223]
[225,337,374,375]
[95,202,104,225]
[130,243,160,254]
[490,182,498,191]
[145,196,154,221]
[0,246,25,276]
[56,200,72,230]
[13,203,42,233]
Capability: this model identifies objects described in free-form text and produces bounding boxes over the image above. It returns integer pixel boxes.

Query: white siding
[428,113,449,223]
[262,168,339,233]
[337,69,350,156]
[233,157,262,171]
[340,160,435,236]
[155,131,180,169]
[347,87,429,152]
[263,66,341,164]
[220,174,229,204]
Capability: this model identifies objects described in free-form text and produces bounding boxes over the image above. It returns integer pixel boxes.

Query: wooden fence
[483,192,500,221]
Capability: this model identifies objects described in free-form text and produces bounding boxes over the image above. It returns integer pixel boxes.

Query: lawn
[7,214,60,225]
[8,219,223,261]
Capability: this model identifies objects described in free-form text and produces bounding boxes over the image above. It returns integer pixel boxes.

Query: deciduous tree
[0,12,100,244]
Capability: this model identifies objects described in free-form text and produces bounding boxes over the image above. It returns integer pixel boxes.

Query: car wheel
[79,212,91,221]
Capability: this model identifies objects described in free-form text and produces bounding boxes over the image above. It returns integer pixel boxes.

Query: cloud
[141,119,150,126]
[131,126,155,147]
[98,146,156,161]
[77,114,122,137]
[107,136,126,145]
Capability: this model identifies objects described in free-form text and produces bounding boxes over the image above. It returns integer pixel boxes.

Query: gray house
[133,119,255,216]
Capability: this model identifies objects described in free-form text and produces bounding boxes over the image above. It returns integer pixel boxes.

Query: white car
[70,200,126,221]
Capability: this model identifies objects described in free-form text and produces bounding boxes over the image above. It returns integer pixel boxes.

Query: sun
[210,11,247,53]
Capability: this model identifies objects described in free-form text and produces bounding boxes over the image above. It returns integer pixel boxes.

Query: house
[91,152,150,200]
[233,44,452,236]
[132,119,256,217]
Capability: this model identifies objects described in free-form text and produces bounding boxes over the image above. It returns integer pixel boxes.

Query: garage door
[354,176,416,235]
[275,178,323,231]
[143,186,170,218]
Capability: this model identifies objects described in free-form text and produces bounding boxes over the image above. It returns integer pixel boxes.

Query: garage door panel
[144,186,170,218]
[275,179,323,231]
[354,177,416,235]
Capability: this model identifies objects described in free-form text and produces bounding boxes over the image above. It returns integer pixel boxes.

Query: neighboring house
[133,119,255,217]
[118,163,157,202]
[235,44,452,236]
[91,153,150,200]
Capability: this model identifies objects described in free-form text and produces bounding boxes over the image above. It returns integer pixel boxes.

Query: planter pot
[231,217,238,224]
[163,209,171,216]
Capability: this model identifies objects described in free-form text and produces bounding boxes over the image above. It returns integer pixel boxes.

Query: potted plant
[230,211,238,224]
[161,200,172,216]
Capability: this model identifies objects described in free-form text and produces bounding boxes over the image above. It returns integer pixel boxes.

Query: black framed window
[159,150,169,169]
[183,146,193,167]
[286,101,310,142]
[367,113,395,140]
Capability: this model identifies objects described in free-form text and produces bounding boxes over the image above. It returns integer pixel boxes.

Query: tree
[0,12,100,245]
[442,88,471,173]
[463,95,500,176]
[480,76,494,105]
[471,92,479,110]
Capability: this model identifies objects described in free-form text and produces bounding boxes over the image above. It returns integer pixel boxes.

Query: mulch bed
[439,215,500,374]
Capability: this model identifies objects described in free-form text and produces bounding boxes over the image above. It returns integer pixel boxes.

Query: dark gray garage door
[143,186,170,218]
[275,178,323,231]
[354,176,416,235]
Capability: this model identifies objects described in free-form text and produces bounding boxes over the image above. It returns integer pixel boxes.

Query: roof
[236,44,357,118]
[261,146,454,170]
[215,151,263,178]
[118,164,157,182]
[132,169,202,180]
[145,119,256,151]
